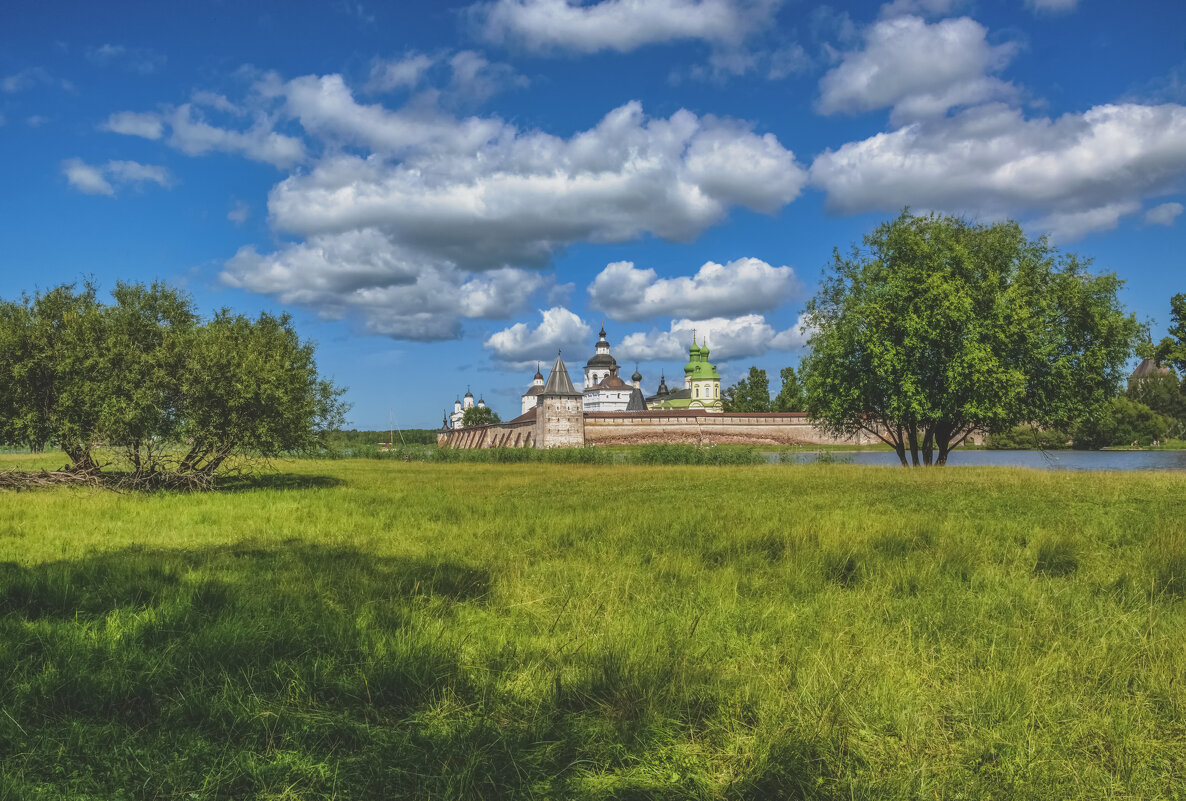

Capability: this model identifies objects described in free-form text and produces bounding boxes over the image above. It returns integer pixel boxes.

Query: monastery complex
[439,328,896,449]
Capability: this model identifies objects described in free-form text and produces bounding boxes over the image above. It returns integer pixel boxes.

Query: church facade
[518,326,711,416]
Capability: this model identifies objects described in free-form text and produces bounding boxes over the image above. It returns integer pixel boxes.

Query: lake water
[776,449,1186,471]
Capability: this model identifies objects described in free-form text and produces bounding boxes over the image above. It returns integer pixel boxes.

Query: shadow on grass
[212,471,346,492]
[0,542,837,800]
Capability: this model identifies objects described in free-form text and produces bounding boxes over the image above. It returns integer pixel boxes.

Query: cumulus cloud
[281,73,503,156]
[1033,200,1141,242]
[224,230,547,341]
[484,306,592,365]
[102,110,165,139]
[109,69,804,340]
[817,15,1017,124]
[616,313,807,362]
[811,102,1186,240]
[167,104,305,167]
[1146,201,1183,226]
[589,257,799,321]
[62,160,114,196]
[474,0,779,53]
[62,158,172,196]
[265,98,805,272]
[103,104,305,167]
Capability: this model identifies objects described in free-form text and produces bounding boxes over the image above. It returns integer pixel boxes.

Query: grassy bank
[1,457,1184,799]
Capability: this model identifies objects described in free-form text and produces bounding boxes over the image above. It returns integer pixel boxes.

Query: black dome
[586,353,618,368]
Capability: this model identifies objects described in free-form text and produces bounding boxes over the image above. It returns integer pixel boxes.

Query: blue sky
[2,0,1184,429]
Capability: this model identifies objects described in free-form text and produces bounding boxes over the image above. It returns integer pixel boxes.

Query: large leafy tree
[0,282,346,482]
[0,283,107,467]
[801,211,1142,466]
[723,367,771,412]
[772,366,805,412]
[177,309,346,476]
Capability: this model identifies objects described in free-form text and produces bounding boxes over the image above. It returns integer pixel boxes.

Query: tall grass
[1,456,1184,799]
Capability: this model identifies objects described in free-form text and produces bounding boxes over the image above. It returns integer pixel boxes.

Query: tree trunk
[921,427,935,467]
[892,424,908,466]
[906,426,920,467]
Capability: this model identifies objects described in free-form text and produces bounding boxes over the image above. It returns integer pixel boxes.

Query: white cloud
[616,313,805,362]
[228,199,251,225]
[102,110,165,139]
[103,104,305,167]
[817,15,1017,124]
[62,159,114,196]
[1026,0,1077,13]
[1034,200,1140,242]
[85,43,165,73]
[2,67,72,93]
[265,98,805,271]
[879,0,960,18]
[811,102,1186,240]
[367,52,436,92]
[191,91,243,114]
[448,50,526,102]
[1146,201,1183,226]
[105,160,172,186]
[109,70,805,341]
[62,158,172,196]
[167,104,306,167]
[282,73,503,156]
[484,306,592,365]
[589,257,799,321]
[474,0,779,53]
[223,231,547,341]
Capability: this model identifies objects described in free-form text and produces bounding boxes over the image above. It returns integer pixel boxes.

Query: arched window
[695,386,700,398]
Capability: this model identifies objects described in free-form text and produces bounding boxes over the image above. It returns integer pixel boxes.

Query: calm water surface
[780,449,1186,471]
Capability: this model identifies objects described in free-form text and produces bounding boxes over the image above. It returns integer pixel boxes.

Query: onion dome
[631,367,642,383]
[464,388,474,398]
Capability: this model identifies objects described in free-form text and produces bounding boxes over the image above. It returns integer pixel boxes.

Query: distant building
[448,388,486,430]
[647,335,723,412]
[1129,356,1172,388]
[520,364,545,416]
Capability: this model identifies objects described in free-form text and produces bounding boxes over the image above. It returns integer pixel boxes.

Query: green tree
[772,366,805,412]
[177,309,347,476]
[1127,368,1185,436]
[1072,397,1174,449]
[462,406,501,427]
[800,211,1142,466]
[1154,294,1186,375]
[100,282,198,471]
[723,367,771,412]
[0,282,107,468]
[0,282,346,481]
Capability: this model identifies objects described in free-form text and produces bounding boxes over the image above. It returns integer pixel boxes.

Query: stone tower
[535,353,585,448]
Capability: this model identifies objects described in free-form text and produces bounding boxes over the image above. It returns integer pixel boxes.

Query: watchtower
[535,352,585,448]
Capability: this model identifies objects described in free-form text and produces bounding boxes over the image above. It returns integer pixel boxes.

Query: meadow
[1,454,1184,799]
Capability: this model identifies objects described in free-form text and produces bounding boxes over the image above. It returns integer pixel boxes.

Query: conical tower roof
[542,352,583,397]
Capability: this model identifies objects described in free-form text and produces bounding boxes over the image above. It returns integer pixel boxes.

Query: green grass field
[1,455,1184,799]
